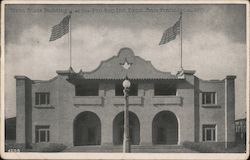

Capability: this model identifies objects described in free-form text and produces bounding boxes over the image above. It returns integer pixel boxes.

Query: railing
[72,96,182,107]
[152,96,182,106]
[112,96,143,106]
[73,96,103,106]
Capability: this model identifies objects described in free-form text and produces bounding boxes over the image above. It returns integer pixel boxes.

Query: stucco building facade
[15,48,236,148]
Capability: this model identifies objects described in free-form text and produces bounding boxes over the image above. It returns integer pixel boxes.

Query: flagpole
[180,11,183,71]
[49,14,73,68]
[69,12,72,68]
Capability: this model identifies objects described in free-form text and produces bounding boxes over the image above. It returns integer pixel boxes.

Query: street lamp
[122,78,131,153]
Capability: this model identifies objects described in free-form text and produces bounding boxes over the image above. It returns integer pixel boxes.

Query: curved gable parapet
[81,48,177,80]
[117,47,135,64]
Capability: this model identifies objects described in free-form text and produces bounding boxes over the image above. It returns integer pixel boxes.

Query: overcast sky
[4,4,246,119]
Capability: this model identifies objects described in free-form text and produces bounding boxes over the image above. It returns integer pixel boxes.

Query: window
[154,84,176,96]
[115,83,138,96]
[35,125,50,143]
[35,93,50,105]
[202,125,216,142]
[75,83,99,96]
[202,92,216,105]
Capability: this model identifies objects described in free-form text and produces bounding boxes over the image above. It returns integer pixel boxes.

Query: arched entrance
[152,111,178,145]
[73,111,101,146]
[113,111,140,145]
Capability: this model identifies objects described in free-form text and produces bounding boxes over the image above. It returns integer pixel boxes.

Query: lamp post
[122,78,131,153]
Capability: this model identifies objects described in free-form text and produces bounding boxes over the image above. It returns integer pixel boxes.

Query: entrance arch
[113,111,140,145]
[73,111,101,146]
[152,111,178,145]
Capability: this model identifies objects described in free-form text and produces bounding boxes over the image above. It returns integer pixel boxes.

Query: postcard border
[1,0,249,159]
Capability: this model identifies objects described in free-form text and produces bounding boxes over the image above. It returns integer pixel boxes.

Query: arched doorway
[73,111,101,146]
[113,111,140,145]
[152,111,178,145]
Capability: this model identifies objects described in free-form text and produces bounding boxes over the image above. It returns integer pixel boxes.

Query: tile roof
[71,48,177,80]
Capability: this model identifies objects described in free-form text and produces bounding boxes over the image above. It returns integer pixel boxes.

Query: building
[235,118,246,144]
[5,117,16,141]
[15,48,236,149]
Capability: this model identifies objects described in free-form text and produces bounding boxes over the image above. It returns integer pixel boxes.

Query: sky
[4,4,247,119]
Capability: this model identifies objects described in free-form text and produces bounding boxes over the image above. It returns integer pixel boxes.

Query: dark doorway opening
[113,111,140,145]
[73,111,101,146]
[152,111,178,145]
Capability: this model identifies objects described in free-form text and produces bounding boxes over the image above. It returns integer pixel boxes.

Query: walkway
[64,145,198,153]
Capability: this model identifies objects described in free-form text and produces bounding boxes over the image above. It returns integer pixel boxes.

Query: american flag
[159,17,181,45]
[49,15,71,41]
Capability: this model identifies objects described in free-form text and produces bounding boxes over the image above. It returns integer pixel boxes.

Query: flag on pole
[49,15,71,41]
[159,17,181,45]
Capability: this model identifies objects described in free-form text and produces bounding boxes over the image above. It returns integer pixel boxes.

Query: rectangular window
[202,92,216,105]
[202,124,216,142]
[75,83,99,96]
[47,130,50,142]
[154,84,176,96]
[40,130,46,142]
[115,83,138,96]
[35,93,50,105]
[35,125,50,143]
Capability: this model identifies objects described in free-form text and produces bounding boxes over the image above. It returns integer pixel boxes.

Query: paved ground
[64,145,198,153]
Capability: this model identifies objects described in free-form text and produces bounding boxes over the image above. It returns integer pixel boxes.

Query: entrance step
[64,145,197,153]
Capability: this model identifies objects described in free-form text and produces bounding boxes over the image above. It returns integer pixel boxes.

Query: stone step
[64,145,196,153]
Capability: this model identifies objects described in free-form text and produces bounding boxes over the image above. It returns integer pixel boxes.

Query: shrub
[183,141,243,153]
[5,142,67,152]
[5,143,26,152]
[32,143,67,152]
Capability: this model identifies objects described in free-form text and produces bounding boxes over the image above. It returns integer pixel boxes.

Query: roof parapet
[225,75,236,80]
[14,75,31,80]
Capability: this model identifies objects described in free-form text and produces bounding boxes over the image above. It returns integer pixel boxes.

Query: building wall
[16,73,236,147]
[16,77,26,144]
[226,76,236,143]
[32,76,61,144]
[28,74,196,146]
[15,76,32,147]
[199,80,225,142]
[198,76,236,144]
[235,118,246,144]
[194,76,200,142]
